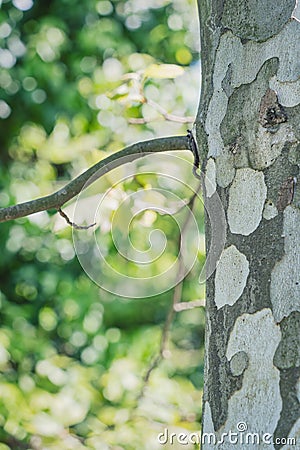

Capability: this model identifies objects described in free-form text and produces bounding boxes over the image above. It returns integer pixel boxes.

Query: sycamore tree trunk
[196,1,300,448]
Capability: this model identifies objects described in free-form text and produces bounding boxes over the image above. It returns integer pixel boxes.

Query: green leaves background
[0,1,204,448]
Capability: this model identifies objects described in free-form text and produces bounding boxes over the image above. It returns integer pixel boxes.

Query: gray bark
[196,1,300,448]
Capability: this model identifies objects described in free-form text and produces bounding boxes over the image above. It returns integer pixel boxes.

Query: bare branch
[147,98,194,124]
[174,299,205,311]
[140,181,201,387]
[0,135,190,223]
[128,99,194,125]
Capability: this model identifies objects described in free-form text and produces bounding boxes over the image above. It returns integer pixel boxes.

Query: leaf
[109,92,129,101]
[143,64,185,80]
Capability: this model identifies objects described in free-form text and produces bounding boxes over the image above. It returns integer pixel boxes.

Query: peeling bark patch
[277,176,297,212]
[263,200,278,220]
[219,59,295,172]
[202,402,215,445]
[228,168,267,235]
[202,309,282,446]
[221,0,295,41]
[205,158,217,198]
[216,151,235,188]
[214,245,249,309]
[259,88,287,129]
[269,76,300,107]
[203,401,214,431]
[249,123,297,170]
[270,206,300,322]
[273,318,300,443]
[205,20,300,159]
[229,351,248,376]
[225,309,282,437]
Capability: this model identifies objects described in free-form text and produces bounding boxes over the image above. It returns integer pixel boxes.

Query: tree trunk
[196,1,300,447]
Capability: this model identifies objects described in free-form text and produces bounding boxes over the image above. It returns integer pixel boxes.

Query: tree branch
[140,181,201,388]
[128,99,194,124]
[0,135,190,223]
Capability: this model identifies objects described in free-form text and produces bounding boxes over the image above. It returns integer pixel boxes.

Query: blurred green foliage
[0,0,204,448]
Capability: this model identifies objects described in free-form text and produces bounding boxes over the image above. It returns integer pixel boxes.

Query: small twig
[174,299,205,311]
[143,277,184,384]
[139,181,201,390]
[128,98,194,125]
[0,135,190,223]
[128,117,149,124]
[58,208,96,230]
[147,98,194,124]
[172,184,201,216]
[140,284,182,390]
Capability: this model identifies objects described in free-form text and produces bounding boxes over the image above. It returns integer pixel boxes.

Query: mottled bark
[197,1,300,448]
